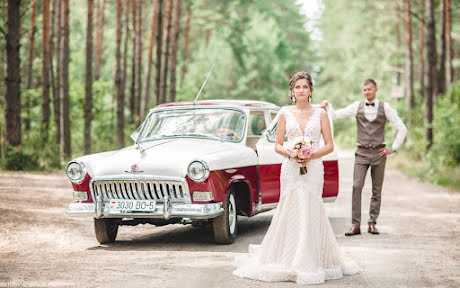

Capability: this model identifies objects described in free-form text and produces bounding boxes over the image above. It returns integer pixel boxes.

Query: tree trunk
[141,0,160,117]
[134,0,143,125]
[438,0,446,95]
[394,0,402,86]
[115,0,124,148]
[41,0,51,144]
[94,0,105,80]
[155,0,163,106]
[60,0,71,160]
[159,0,173,104]
[445,0,452,87]
[169,0,182,103]
[84,0,94,155]
[418,0,425,98]
[25,0,36,90]
[404,0,414,130]
[129,0,136,124]
[122,0,129,112]
[424,0,436,150]
[24,0,37,131]
[5,0,22,147]
[55,0,62,146]
[50,0,60,144]
[181,3,191,87]
[454,41,459,83]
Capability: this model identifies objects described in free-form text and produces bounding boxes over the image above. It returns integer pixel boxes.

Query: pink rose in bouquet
[289,137,315,175]
[298,143,313,159]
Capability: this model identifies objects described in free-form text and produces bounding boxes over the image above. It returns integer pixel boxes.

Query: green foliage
[41,143,63,170]
[3,0,458,189]
[431,82,460,166]
[390,82,460,190]
[316,1,397,106]
[316,0,404,148]
[180,0,314,106]
[2,145,40,171]
[316,0,460,191]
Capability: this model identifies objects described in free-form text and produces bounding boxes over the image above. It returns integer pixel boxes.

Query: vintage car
[66,100,339,244]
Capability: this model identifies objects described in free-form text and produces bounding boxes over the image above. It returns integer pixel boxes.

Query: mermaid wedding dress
[233,106,359,285]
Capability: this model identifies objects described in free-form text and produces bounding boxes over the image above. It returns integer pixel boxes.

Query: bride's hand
[287,149,297,159]
[297,156,311,166]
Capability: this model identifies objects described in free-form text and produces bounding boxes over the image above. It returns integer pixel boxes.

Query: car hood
[81,138,255,179]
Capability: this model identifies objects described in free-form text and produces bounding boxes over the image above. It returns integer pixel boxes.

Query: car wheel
[94,218,119,244]
[212,189,237,244]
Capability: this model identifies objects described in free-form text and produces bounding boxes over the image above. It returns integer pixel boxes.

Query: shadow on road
[86,213,350,253]
[86,214,273,252]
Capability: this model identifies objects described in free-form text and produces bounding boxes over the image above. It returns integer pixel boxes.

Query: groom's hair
[363,79,377,87]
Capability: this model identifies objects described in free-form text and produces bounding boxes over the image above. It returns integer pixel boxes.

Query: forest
[1,0,459,189]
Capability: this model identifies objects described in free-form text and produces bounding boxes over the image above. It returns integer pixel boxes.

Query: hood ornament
[125,164,144,174]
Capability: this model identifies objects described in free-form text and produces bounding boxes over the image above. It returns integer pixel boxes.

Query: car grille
[91,179,191,203]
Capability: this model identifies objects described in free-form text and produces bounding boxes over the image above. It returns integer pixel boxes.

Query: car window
[136,108,247,143]
[266,109,286,143]
[249,112,266,136]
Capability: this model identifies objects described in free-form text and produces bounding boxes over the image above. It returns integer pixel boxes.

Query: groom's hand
[379,148,393,157]
[320,100,329,110]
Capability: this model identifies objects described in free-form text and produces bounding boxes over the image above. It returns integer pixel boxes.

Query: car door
[255,111,284,204]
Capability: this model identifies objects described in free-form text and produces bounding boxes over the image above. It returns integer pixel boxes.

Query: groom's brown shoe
[345,226,361,236]
[368,224,379,234]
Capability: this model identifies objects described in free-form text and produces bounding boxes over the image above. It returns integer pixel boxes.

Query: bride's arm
[275,113,291,157]
[311,110,334,159]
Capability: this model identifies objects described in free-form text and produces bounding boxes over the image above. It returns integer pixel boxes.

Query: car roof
[154,100,280,110]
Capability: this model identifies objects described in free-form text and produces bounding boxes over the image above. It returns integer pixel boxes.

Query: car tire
[212,189,237,244]
[94,218,119,244]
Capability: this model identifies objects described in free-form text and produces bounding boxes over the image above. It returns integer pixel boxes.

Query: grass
[387,151,460,193]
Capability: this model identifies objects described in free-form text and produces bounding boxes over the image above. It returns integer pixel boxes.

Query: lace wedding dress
[233,106,359,285]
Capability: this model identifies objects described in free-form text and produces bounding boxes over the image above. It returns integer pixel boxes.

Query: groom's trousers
[351,148,386,227]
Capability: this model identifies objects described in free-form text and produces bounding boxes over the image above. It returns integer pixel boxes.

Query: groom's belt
[357,144,386,150]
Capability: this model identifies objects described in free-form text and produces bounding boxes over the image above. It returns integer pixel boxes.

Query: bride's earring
[308,94,312,104]
[291,94,296,104]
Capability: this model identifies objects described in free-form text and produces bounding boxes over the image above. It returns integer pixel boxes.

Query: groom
[320,79,407,236]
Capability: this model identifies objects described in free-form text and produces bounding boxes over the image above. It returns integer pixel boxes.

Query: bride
[233,71,359,285]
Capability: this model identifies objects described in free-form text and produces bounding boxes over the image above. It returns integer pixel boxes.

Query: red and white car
[66,100,338,244]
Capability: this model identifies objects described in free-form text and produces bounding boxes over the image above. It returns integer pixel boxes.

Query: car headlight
[187,160,210,183]
[66,161,87,183]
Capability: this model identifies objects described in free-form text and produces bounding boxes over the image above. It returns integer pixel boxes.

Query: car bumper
[67,199,223,220]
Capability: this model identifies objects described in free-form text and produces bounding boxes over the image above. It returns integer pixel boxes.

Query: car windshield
[134,108,247,143]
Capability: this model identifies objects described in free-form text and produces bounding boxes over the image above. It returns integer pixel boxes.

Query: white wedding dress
[233,106,359,285]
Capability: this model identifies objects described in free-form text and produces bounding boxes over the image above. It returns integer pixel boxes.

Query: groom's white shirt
[331,99,407,151]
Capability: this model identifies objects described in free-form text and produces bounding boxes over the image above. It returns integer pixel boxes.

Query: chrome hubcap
[228,194,236,234]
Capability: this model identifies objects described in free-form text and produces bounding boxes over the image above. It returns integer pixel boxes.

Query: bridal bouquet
[288,137,314,175]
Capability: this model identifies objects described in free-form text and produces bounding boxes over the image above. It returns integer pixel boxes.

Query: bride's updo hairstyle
[289,71,313,104]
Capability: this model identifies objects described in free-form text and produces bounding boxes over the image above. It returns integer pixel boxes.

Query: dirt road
[0,150,459,288]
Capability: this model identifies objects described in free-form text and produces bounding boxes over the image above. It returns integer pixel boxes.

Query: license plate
[108,199,156,213]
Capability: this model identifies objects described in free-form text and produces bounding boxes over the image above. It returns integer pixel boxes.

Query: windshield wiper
[153,133,223,141]
[141,133,223,142]
[181,133,223,141]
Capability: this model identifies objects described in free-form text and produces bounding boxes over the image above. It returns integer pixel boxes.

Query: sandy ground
[0,150,459,288]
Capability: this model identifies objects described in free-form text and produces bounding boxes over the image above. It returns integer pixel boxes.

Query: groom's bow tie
[365,102,375,106]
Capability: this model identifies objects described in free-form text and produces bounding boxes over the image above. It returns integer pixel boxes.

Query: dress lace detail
[233,106,359,285]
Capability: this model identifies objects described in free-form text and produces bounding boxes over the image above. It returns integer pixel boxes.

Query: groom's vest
[356,101,387,147]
